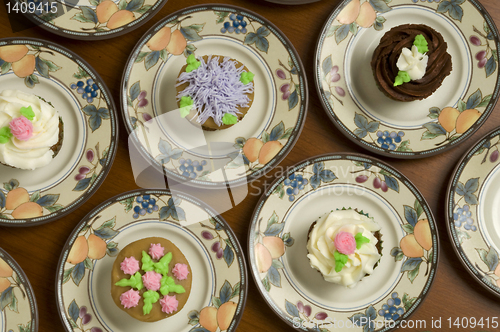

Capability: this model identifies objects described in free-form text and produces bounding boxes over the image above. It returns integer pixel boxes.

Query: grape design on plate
[178,158,207,179]
[376,131,405,151]
[378,293,405,321]
[133,194,159,219]
[284,173,308,202]
[220,14,248,34]
[71,79,100,104]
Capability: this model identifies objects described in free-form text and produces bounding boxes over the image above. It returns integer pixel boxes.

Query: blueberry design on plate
[122,5,307,186]
[249,154,438,331]
[316,0,499,158]
[447,128,500,298]
[0,249,38,332]
[0,38,117,226]
[57,190,247,332]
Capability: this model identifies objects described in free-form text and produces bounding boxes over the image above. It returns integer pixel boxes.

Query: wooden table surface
[1,0,500,331]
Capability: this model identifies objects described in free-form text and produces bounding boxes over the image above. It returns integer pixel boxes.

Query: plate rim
[247,152,440,331]
[119,3,309,189]
[313,0,500,159]
[54,188,248,332]
[0,36,119,228]
[0,247,39,332]
[13,0,170,41]
[445,125,500,299]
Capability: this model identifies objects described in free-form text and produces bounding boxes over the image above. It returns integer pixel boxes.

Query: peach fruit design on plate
[390,199,433,283]
[0,256,27,314]
[253,211,294,292]
[70,0,152,32]
[0,44,62,88]
[64,215,119,286]
[136,18,205,72]
[233,121,294,174]
[423,89,491,145]
[187,280,240,332]
[0,179,63,220]
[331,0,391,44]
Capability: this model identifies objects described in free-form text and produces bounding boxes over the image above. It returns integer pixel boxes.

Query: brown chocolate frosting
[371,24,452,102]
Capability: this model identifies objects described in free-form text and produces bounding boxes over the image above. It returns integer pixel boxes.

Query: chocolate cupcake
[0,90,63,170]
[371,24,452,102]
[306,208,382,288]
[111,237,192,322]
[176,55,254,131]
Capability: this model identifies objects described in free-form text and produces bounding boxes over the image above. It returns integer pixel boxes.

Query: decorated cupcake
[111,237,192,322]
[176,54,254,131]
[371,24,452,102]
[0,90,63,170]
[306,208,382,288]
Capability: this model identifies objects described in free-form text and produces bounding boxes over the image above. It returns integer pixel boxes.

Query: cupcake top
[0,90,60,170]
[176,54,254,128]
[371,24,452,101]
[306,209,381,288]
[111,237,192,322]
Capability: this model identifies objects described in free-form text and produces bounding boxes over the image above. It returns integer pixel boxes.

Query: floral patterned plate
[0,38,118,227]
[0,248,38,332]
[56,189,247,332]
[264,0,320,4]
[249,153,439,331]
[446,126,500,298]
[315,0,499,158]
[16,0,168,40]
[121,4,307,187]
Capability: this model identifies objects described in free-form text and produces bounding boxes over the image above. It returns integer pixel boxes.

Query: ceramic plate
[15,0,168,40]
[121,4,308,187]
[0,38,118,227]
[0,248,38,332]
[446,126,500,298]
[315,0,500,158]
[249,153,439,331]
[264,0,320,4]
[56,189,247,332]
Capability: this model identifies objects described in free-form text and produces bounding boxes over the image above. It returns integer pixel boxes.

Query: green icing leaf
[154,252,172,275]
[413,34,428,54]
[160,275,186,295]
[179,96,193,118]
[141,251,154,272]
[0,126,12,144]
[240,71,254,85]
[185,54,201,73]
[333,251,348,273]
[142,290,160,315]
[355,232,370,249]
[394,71,411,87]
[19,106,35,121]
[222,113,238,125]
[115,272,143,290]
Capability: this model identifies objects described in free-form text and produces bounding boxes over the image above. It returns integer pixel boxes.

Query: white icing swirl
[396,45,428,80]
[306,209,381,288]
[0,90,60,170]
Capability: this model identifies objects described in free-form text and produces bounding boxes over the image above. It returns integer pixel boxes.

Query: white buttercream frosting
[396,45,428,80]
[306,209,381,288]
[0,90,60,170]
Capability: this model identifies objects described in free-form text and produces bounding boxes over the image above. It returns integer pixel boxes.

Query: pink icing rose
[142,271,162,291]
[160,295,179,314]
[149,243,165,260]
[120,256,140,275]
[172,263,189,281]
[9,116,33,141]
[120,289,141,309]
[334,231,356,255]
